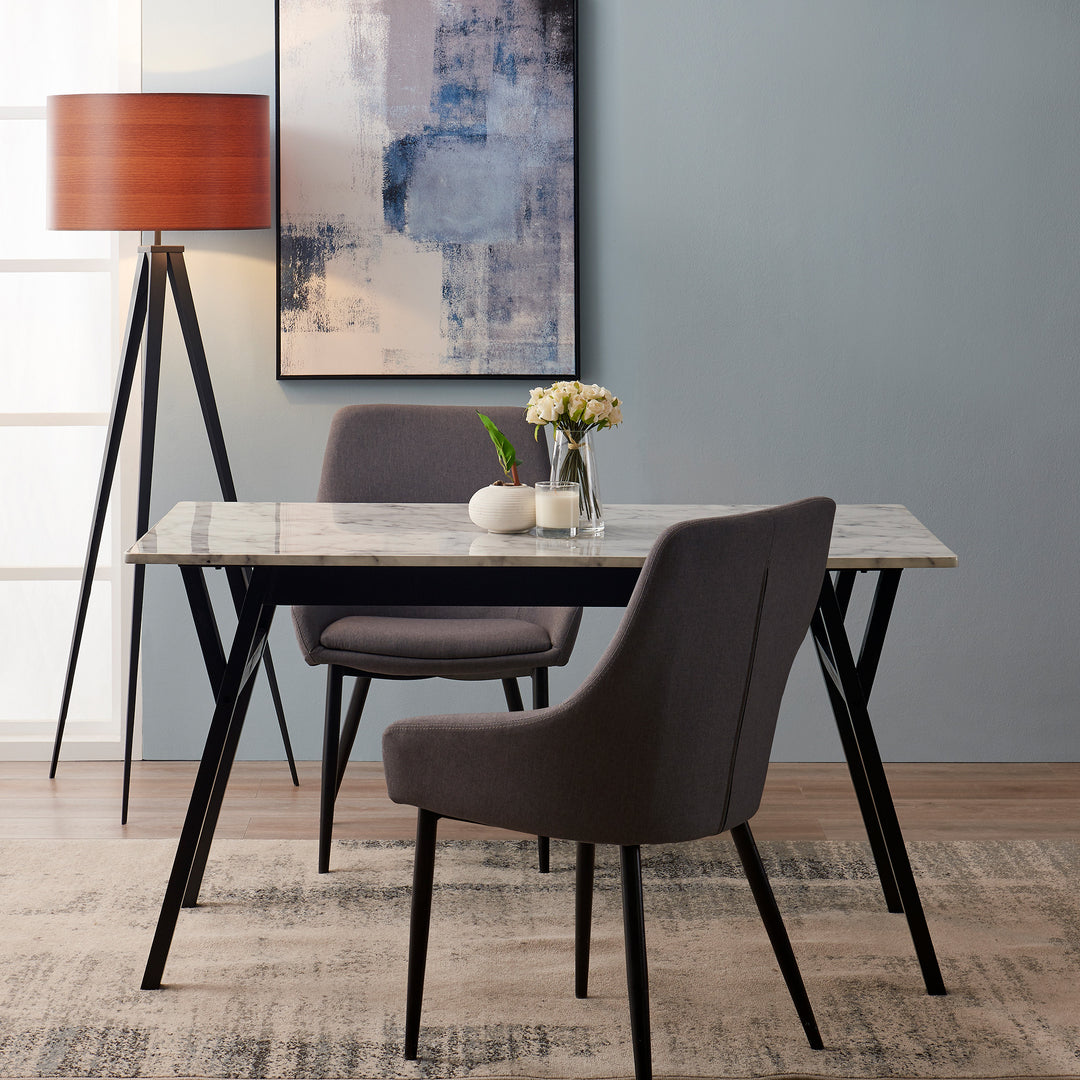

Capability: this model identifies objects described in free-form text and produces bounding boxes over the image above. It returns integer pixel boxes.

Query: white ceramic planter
[468,483,536,534]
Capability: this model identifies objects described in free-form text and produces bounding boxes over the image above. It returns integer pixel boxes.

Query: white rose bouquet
[525,380,623,435]
[525,381,623,531]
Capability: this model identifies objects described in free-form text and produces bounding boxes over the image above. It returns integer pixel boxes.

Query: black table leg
[827,568,906,909]
[813,627,904,913]
[183,560,298,791]
[181,636,272,908]
[812,572,903,913]
[853,569,902,694]
[180,566,226,690]
[141,568,277,990]
[221,564,298,786]
[811,571,946,996]
[833,568,857,616]
[177,570,282,907]
[176,565,281,905]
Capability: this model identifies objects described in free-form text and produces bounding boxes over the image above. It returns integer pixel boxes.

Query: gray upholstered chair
[382,498,836,1080]
[293,403,582,873]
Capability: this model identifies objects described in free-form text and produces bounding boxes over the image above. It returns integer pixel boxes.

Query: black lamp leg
[168,250,297,786]
[51,252,151,781]
[118,249,168,824]
[53,245,298,823]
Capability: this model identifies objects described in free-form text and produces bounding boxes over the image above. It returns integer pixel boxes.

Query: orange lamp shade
[47,93,271,232]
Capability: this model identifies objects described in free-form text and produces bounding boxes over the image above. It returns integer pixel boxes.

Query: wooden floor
[2,760,1078,841]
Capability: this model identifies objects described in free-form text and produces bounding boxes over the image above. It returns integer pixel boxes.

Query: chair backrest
[316,403,551,503]
[565,499,835,844]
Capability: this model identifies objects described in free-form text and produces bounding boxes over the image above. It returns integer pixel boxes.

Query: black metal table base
[811,570,946,996]
[141,563,945,996]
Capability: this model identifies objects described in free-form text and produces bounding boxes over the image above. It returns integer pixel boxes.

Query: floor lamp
[46,93,297,822]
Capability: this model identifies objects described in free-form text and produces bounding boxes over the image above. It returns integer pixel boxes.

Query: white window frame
[0,0,141,760]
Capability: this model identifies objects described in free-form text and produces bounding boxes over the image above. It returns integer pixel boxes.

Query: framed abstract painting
[276,0,578,379]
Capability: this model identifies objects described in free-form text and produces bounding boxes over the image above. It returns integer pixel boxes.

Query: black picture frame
[275,0,579,379]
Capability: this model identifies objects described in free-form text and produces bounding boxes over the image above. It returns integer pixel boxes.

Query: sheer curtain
[0,0,139,758]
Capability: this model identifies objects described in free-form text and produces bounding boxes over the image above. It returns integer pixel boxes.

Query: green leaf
[477,412,521,476]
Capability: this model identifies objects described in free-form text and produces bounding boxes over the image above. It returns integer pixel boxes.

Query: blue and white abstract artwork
[277,0,577,378]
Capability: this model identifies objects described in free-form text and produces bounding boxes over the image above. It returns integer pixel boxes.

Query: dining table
[127,500,957,994]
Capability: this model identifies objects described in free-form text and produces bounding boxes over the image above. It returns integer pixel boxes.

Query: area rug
[2,837,1079,1080]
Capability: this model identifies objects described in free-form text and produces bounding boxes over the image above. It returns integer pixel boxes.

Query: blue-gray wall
[141,0,1080,763]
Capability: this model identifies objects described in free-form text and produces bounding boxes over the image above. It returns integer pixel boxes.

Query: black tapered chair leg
[405,808,440,1060]
[319,666,344,873]
[531,667,549,709]
[575,842,595,998]
[536,836,551,874]
[501,677,525,712]
[503,675,550,873]
[336,674,372,793]
[321,670,373,871]
[730,823,824,1050]
[532,670,551,873]
[620,845,652,1080]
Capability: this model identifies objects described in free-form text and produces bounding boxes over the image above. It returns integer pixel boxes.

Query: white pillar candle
[535,482,580,537]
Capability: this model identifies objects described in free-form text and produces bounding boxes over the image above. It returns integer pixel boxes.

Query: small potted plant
[467,412,536,533]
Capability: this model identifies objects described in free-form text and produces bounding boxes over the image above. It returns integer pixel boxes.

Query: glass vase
[550,427,604,536]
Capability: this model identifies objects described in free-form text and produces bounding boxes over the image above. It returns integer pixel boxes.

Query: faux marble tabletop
[127,502,957,570]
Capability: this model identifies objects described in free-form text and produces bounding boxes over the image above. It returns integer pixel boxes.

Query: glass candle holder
[534,481,580,538]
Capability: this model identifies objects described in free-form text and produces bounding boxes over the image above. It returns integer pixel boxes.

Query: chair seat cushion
[320,615,552,661]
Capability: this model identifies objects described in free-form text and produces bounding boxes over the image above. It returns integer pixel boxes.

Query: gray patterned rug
[2,837,1079,1079]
